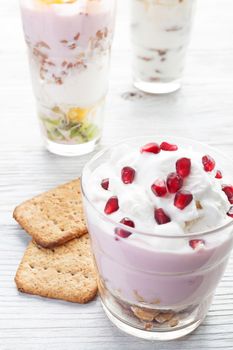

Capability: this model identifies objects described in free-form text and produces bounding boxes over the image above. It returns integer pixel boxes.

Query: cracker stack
[13,179,97,304]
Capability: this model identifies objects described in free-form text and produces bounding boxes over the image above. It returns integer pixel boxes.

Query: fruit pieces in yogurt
[83,140,233,329]
[20,0,115,144]
[131,0,196,84]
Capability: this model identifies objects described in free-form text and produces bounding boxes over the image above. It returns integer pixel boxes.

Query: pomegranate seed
[189,239,205,250]
[227,207,233,218]
[166,172,183,193]
[222,185,233,204]
[215,170,222,179]
[154,208,171,225]
[140,143,160,154]
[101,178,109,190]
[202,155,215,172]
[174,190,193,210]
[176,158,191,178]
[160,142,178,151]
[151,179,167,197]
[104,196,119,215]
[121,166,136,184]
[115,218,135,238]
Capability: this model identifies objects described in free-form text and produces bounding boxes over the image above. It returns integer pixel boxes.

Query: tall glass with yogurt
[130,0,196,94]
[82,136,233,340]
[19,0,116,156]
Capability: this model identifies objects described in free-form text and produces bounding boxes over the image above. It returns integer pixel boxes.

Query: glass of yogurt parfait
[81,136,233,340]
[130,0,196,94]
[19,0,116,156]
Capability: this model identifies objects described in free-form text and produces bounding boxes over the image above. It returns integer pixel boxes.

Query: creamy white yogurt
[30,53,110,107]
[87,143,230,235]
[131,0,196,83]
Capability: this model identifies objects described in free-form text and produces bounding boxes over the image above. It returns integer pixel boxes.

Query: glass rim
[81,135,233,239]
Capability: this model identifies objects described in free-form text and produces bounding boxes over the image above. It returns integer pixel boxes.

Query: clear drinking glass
[130,0,196,94]
[19,0,116,156]
[81,136,233,340]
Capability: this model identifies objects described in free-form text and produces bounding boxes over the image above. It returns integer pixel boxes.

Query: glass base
[103,303,203,341]
[45,138,100,157]
[98,279,212,341]
[134,79,181,94]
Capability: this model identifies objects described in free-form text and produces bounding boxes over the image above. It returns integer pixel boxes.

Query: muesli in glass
[20,0,116,155]
[130,0,196,94]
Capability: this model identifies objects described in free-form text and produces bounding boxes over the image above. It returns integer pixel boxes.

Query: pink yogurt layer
[20,2,115,57]
[86,218,233,309]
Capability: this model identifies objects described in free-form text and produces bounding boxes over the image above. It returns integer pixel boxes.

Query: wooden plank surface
[0,0,233,349]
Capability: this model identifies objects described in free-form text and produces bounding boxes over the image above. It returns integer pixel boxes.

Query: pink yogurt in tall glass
[20,0,116,155]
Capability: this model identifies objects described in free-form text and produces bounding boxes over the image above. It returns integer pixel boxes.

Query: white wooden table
[1,0,233,349]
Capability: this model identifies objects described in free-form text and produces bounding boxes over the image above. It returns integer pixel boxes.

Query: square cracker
[13,179,87,248]
[15,235,97,303]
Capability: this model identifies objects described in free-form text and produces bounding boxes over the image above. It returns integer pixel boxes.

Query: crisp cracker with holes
[15,235,97,303]
[13,179,87,248]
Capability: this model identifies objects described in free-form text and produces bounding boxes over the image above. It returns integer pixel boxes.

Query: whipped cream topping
[87,143,231,236]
